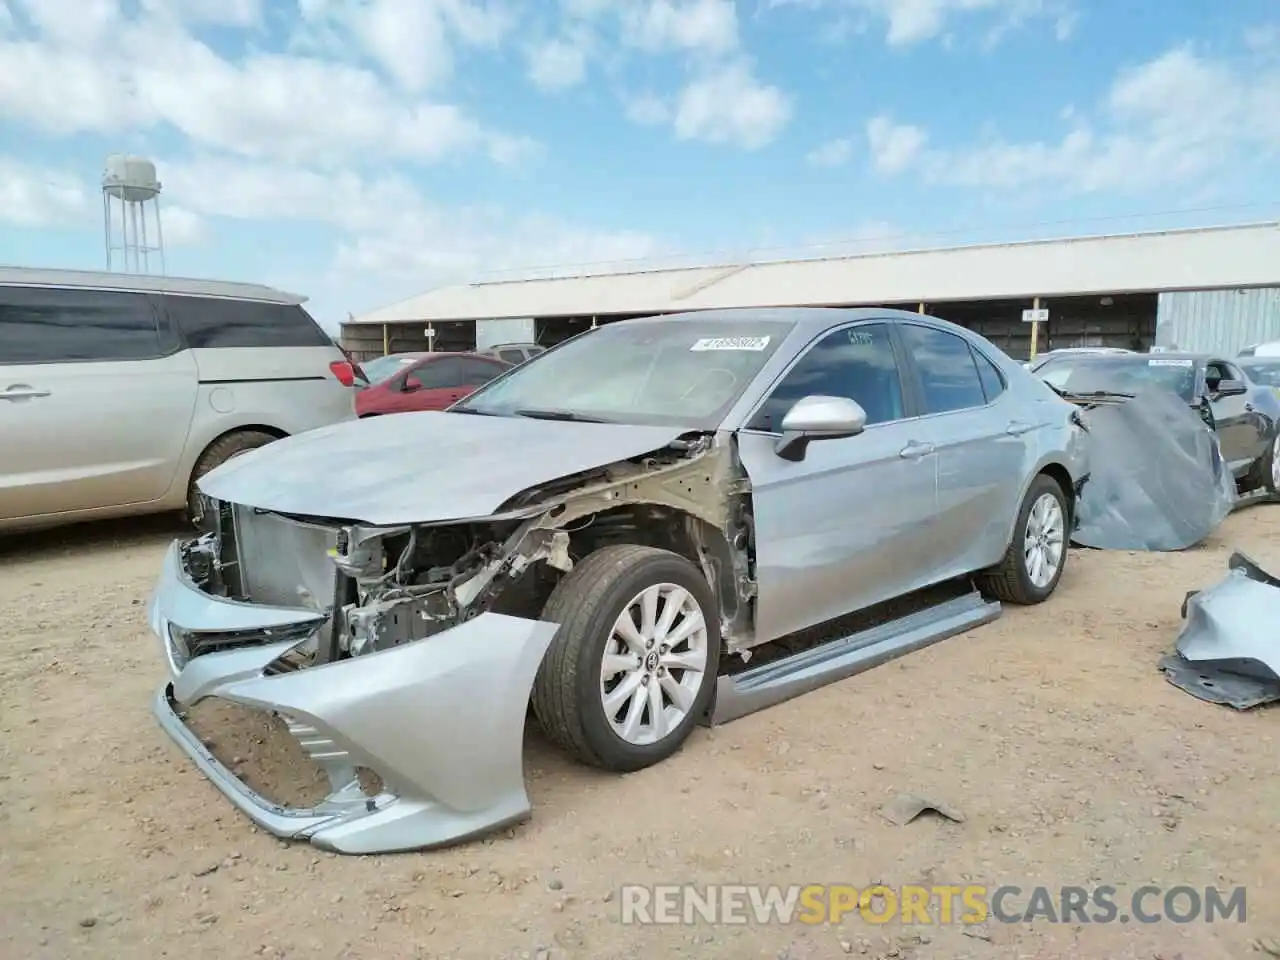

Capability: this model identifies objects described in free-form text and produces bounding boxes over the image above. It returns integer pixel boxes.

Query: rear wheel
[186,430,278,529]
[531,545,719,773]
[977,474,1068,605]
[1246,431,1280,496]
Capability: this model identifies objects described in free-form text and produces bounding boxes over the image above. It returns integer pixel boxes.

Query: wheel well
[201,424,289,452]
[1037,462,1075,526]
[188,425,289,488]
[564,505,739,618]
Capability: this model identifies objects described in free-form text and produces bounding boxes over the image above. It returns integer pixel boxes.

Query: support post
[382,324,389,356]
[917,302,925,314]
[1029,297,1042,361]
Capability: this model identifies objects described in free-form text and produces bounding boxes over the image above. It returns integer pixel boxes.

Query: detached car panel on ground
[149,307,1088,852]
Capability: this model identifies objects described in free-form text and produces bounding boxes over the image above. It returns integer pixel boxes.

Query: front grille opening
[184,701,332,808]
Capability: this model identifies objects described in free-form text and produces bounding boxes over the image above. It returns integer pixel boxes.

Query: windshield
[451,318,795,428]
[1040,355,1198,402]
[1240,360,1280,386]
[361,354,423,385]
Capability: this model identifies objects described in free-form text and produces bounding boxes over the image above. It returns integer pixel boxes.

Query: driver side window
[747,322,904,433]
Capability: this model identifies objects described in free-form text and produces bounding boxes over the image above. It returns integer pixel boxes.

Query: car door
[397,358,465,411]
[0,285,198,520]
[1205,358,1258,470]
[897,322,1028,581]
[734,320,939,643]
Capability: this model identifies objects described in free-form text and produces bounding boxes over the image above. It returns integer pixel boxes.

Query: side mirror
[1214,378,1247,398]
[774,395,867,462]
[401,379,422,393]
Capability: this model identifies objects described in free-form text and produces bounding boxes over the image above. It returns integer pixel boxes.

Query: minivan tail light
[329,360,355,387]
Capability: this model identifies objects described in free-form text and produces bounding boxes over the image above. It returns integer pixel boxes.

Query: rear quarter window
[163,295,331,349]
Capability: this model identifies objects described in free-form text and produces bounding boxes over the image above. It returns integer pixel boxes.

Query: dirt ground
[2,510,1279,960]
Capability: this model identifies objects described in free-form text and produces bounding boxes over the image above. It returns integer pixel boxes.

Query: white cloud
[0,5,532,168]
[158,155,657,286]
[0,156,91,226]
[806,137,854,167]
[544,1,789,149]
[620,0,739,54]
[672,62,792,150]
[161,205,208,246]
[298,0,511,94]
[140,0,263,27]
[905,43,1280,193]
[766,0,1075,48]
[866,115,928,172]
[625,93,670,125]
[526,33,591,91]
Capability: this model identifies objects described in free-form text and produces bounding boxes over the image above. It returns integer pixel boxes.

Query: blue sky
[2,0,1279,332]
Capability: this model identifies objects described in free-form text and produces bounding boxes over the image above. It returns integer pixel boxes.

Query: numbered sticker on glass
[846,331,874,346]
[1148,357,1194,367]
[689,336,772,351]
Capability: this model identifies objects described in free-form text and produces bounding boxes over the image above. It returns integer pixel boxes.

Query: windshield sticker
[1148,357,1194,367]
[847,331,874,345]
[690,336,771,352]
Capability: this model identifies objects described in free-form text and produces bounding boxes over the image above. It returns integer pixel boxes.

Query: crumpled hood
[197,411,691,526]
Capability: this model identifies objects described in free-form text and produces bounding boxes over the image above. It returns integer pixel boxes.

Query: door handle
[1006,419,1034,436]
[0,384,51,401]
[898,440,935,460]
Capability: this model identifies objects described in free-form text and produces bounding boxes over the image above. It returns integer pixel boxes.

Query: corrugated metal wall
[1156,288,1280,353]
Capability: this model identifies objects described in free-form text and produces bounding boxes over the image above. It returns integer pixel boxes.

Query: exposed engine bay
[182,431,760,671]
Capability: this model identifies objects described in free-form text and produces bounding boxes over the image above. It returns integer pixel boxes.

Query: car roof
[626,306,977,340]
[1050,350,1208,362]
[0,265,306,304]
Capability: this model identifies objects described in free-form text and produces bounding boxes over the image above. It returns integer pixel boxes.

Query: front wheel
[976,474,1068,605]
[531,544,719,773]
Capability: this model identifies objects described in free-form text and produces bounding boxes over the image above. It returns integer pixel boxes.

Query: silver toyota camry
[148,307,1089,853]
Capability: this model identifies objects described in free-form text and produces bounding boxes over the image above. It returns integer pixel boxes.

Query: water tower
[102,154,166,274]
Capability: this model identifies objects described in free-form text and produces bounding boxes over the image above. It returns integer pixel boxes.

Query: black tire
[186,430,278,528]
[531,544,720,773]
[976,473,1069,605]
[1246,430,1280,496]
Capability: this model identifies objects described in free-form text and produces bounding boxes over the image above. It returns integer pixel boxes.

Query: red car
[349,352,512,417]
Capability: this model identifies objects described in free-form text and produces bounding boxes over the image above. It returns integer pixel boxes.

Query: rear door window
[163,295,331,348]
[0,286,162,364]
[899,323,989,413]
[498,349,525,364]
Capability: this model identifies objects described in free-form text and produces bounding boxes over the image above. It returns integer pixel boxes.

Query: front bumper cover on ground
[149,540,558,854]
[1160,550,1280,709]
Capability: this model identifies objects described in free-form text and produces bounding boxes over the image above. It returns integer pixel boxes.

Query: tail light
[329,360,355,387]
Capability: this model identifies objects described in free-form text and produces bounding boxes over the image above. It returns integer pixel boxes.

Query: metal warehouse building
[340,221,1280,361]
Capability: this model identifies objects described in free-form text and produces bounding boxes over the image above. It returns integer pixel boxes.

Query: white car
[0,268,356,533]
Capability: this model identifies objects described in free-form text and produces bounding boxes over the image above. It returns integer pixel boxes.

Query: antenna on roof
[102,154,166,275]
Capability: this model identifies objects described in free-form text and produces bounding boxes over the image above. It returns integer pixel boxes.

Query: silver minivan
[0,268,356,534]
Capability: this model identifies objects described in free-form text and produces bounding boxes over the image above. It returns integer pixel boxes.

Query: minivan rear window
[0,286,162,364]
[163,295,331,349]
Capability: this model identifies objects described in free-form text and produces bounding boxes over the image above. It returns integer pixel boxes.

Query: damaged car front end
[150,411,751,854]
